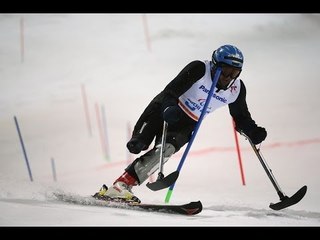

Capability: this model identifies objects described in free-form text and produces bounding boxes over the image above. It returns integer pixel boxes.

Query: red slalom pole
[142,14,151,52]
[20,17,24,63]
[232,118,246,185]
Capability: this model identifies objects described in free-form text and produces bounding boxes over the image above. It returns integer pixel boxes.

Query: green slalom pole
[165,67,222,203]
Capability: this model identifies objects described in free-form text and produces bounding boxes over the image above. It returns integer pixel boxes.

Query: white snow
[0,13,320,226]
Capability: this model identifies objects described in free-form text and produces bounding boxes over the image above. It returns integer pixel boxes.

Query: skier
[94,44,267,203]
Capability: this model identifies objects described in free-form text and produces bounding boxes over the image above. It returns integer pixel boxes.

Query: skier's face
[217,65,241,90]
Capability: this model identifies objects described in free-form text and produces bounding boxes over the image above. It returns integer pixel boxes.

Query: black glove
[163,106,181,124]
[127,138,147,154]
[248,126,267,145]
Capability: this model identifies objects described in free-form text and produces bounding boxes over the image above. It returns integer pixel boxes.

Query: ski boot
[93,172,141,203]
[92,184,109,201]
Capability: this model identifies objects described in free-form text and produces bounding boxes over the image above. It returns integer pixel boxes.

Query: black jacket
[151,60,258,134]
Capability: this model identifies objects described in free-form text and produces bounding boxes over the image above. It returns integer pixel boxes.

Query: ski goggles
[220,66,241,79]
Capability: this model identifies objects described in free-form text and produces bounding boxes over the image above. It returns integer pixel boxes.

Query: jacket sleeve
[160,60,206,111]
[228,80,258,134]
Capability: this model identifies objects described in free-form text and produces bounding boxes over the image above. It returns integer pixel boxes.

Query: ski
[53,192,202,216]
[126,200,202,215]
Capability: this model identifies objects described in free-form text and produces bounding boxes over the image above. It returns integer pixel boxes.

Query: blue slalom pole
[51,158,57,182]
[14,116,33,182]
[165,67,222,203]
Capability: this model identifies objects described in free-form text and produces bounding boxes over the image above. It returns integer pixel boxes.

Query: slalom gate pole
[81,84,92,137]
[20,17,24,63]
[101,104,111,161]
[232,118,246,185]
[51,157,57,182]
[165,67,222,203]
[14,116,33,182]
[126,122,133,165]
[142,14,151,52]
[95,103,108,160]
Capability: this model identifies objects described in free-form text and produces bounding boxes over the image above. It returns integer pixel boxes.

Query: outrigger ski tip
[269,185,307,211]
[146,171,179,191]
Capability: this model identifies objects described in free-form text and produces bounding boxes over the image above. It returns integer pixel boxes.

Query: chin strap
[216,78,237,92]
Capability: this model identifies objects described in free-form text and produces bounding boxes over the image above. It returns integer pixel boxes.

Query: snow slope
[0,14,320,226]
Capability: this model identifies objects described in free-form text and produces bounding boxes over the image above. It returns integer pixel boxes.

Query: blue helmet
[212,44,244,68]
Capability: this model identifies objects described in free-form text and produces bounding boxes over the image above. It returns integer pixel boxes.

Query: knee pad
[154,142,176,158]
[127,138,148,154]
[126,143,176,184]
